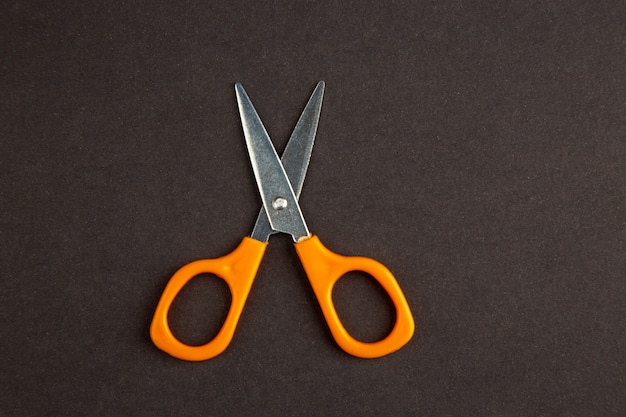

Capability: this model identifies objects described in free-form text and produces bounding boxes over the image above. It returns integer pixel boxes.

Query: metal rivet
[272,197,288,210]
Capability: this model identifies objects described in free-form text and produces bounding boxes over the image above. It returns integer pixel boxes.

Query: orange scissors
[150,82,414,361]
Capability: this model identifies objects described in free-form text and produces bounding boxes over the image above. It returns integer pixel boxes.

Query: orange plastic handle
[295,235,414,358]
[150,237,267,361]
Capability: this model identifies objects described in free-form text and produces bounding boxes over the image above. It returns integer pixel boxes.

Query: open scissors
[150,82,414,361]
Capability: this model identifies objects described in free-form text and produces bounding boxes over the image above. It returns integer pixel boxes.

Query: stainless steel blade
[235,83,310,242]
[250,81,325,242]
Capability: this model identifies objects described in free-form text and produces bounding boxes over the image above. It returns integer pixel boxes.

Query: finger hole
[167,274,232,346]
[332,271,396,343]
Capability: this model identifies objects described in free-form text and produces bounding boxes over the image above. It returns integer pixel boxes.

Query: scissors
[150,81,414,361]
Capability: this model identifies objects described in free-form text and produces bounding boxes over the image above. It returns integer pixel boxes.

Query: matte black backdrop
[1,1,624,416]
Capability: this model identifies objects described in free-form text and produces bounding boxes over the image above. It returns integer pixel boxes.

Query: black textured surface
[1,1,624,415]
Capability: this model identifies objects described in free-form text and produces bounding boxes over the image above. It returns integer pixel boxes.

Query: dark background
[1,1,624,415]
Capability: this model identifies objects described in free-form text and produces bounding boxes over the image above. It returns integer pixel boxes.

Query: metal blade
[250,81,325,242]
[235,83,310,242]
